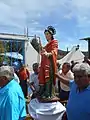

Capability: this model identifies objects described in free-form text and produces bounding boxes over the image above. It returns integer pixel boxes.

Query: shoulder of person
[67,70,73,75]
[69,80,75,88]
[67,70,74,79]
[58,70,62,74]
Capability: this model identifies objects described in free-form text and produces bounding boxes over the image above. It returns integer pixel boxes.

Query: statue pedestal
[37,96,61,103]
[28,98,66,120]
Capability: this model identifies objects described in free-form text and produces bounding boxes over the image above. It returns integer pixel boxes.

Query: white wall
[25,41,41,71]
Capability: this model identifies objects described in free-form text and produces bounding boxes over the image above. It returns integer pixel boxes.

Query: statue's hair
[44,26,56,36]
[73,63,90,75]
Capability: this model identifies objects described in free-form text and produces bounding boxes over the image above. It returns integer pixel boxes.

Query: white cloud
[1,0,90,28]
[0,0,89,51]
[0,0,69,25]
[63,0,90,28]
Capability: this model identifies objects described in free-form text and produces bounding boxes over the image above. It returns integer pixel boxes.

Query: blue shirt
[67,81,90,120]
[0,80,26,120]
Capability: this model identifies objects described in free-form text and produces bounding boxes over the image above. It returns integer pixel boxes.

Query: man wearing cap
[38,26,58,99]
[0,66,26,120]
[56,63,90,120]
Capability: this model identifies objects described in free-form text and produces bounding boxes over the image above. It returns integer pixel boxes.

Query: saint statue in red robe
[38,26,58,99]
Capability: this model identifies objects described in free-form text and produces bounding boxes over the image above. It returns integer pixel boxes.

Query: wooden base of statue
[37,96,60,103]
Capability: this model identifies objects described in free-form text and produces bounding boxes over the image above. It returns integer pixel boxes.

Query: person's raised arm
[55,73,69,86]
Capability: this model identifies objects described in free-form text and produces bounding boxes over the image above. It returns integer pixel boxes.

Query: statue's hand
[41,49,46,54]
[41,49,49,57]
[41,49,52,58]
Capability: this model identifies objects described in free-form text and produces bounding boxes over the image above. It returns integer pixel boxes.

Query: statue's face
[45,32,52,42]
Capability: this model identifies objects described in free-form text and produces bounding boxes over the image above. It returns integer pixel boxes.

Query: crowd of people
[56,58,90,120]
[0,26,90,120]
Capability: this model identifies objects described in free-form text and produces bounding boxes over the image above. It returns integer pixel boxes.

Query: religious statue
[38,26,58,101]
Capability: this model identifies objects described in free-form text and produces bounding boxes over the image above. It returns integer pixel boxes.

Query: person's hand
[55,73,65,79]
[60,72,64,77]
[55,73,60,78]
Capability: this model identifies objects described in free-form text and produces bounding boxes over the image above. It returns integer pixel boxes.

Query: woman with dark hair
[38,26,58,99]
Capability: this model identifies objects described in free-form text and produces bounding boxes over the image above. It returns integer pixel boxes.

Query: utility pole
[67,47,68,53]
[26,27,28,37]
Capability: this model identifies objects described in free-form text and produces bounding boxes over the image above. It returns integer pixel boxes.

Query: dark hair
[44,26,56,40]
[71,60,74,64]
[32,63,39,69]
[44,26,56,35]
[51,36,54,40]
[63,62,71,69]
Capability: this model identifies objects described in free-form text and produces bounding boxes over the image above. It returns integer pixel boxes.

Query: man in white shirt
[58,62,74,100]
[28,63,39,98]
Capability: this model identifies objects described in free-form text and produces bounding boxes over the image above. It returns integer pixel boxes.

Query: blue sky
[0,0,89,51]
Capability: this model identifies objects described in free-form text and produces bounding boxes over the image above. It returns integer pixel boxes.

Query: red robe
[38,39,58,85]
